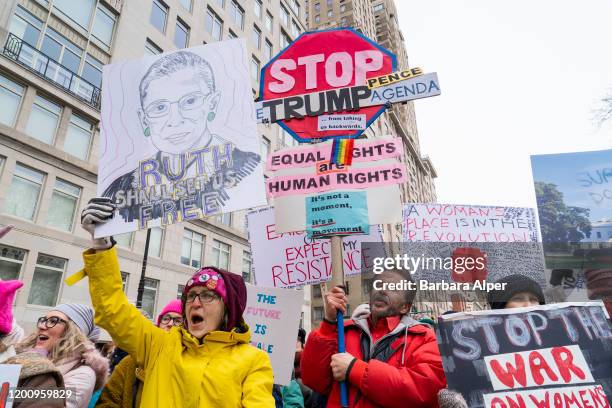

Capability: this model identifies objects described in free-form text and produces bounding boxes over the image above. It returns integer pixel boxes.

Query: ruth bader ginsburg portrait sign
[96,40,266,237]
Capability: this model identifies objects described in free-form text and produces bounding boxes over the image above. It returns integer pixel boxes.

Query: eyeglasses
[37,316,69,329]
[185,291,220,304]
[160,315,184,326]
[144,91,207,118]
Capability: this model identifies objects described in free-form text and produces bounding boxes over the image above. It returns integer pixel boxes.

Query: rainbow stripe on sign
[330,139,354,166]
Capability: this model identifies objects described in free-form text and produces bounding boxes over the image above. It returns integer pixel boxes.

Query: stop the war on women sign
[246,206,382,288]
[437,303,612,408]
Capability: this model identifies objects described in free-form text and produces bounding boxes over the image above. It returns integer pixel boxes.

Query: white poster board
[247,207,383,288]
[244,284,303,385]
[402,203,540,242]
[401,203,546,285]
[96,39,266,237]
[0,364,22,408]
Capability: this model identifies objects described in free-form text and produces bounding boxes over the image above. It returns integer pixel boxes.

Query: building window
[261,137,270,163]
[280,31,291,48]
[340,4,346,12]
[214,213,232,226]
[26,95,61,145]
[281,5,289,26]
[145,39,163,56]
[252,25,262,49]
[40,27,83,83]
[0,245,27,281]
[180,0,192,12]
[177,284,185,299]
[91,4,116,50]
[174,19,190,48]
[4,164,44,221]
[150,0,168,33]
[28,254,66,306]
[254,0,262,18]
[597,231,602,239]
[115,232,133,248]
[291,20,300,37]
[181,228,204,268]
[314,15,320,23]
[230,1,245,30]
[326,0,332,6]
[212,239,231,269]
[46,178,81,231]
[242,251,252,283]
[53,0,95,30]
[148,227,164,258]
[313,285,322,298]
[314,3,321,12]
[215,0,225,8]
[205,9,223,41]
[291,0,300,15]
[63,114,93,160]
[264,40,273,61]
[228,30,238,39]
[265,12,273,32]
[9,6,42,47]
[313,307,324,321]
[121,271,129,293]
[340,16,348,25]
[280,127,298,147]
[0,74,24,127]
[81,54,103,89]
[327,9,333,17]
[251,56,260,82]
[142,278,159,318]
[373,3,384,12]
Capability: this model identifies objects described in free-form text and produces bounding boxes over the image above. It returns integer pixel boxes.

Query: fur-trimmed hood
[56,343,109,390]
[4,350,65,386]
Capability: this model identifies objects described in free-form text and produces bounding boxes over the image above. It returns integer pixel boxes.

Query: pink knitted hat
[0,280,23,334]
[156,299,183,326]
[183,268,228,304]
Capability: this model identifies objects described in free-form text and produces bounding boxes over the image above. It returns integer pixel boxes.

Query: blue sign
[306,191,369,238]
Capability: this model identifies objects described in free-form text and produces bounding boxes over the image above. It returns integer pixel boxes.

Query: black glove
[81,197,116,250]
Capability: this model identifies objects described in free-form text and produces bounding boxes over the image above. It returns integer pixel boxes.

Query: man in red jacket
[301,269,446,407]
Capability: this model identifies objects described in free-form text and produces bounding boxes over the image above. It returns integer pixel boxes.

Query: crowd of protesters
[0,202,610,408]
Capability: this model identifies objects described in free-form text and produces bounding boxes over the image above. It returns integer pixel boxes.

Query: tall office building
[306,0,441,326]
[0,0,312,335]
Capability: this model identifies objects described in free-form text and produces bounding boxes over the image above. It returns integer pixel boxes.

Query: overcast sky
[396,0,612,208]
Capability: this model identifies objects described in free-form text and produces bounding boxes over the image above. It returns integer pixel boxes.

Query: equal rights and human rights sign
[267,138,405,233]
[437,303,612,408]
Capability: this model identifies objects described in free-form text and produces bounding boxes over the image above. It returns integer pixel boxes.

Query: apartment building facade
[0,0,312,336]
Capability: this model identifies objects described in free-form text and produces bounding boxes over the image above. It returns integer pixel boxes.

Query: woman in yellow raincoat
[80,198,274,407]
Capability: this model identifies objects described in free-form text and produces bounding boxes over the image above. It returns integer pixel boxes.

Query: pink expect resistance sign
[246,206,382,288]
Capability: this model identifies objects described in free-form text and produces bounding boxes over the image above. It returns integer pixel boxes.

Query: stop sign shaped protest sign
[259,28,396,142]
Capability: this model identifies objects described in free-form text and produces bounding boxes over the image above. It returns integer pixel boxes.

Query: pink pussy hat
[0,280,23,334]
[156,299,183,326]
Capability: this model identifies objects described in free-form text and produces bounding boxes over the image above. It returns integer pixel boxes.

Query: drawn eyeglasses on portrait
[144,91,209,119]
